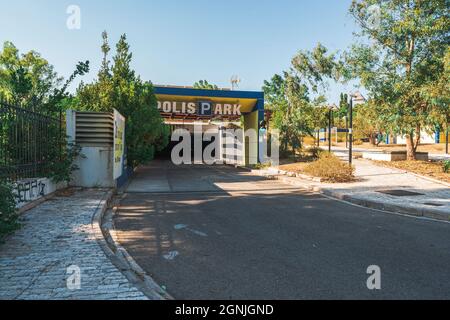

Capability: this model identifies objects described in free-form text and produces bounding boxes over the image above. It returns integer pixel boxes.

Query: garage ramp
[125,160,295,194]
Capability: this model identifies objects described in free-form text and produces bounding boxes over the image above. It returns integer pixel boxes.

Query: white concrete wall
[363,151,429,162]
[66,110,116,188]
[70,147,115,188]
[363,152,406,162]
[396,131,436,144]
[14,178,67,209]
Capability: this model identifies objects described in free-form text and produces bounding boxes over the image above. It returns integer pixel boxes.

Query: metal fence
[0,100,62,181]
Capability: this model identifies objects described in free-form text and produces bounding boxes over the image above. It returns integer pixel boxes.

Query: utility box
[66,110,126,188]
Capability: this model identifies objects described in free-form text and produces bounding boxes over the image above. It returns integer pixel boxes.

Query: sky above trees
[0,0,358,102]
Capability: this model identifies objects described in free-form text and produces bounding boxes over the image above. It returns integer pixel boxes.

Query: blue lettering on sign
[198,102,212,116]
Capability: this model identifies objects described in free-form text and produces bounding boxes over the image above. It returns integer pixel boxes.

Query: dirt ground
[326,142,448,154]
[374,160,450,184]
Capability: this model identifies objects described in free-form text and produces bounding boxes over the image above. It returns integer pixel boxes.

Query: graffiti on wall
[13,180,46,204]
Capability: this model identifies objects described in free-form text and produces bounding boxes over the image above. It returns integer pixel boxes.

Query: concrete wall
[70,147,115,188]
[66,110,116,188]
[396,131,437,144]
[363,151,429,162]
[14,178,67,209]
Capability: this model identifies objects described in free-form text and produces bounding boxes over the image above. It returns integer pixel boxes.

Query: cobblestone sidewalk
[0,189,147,300]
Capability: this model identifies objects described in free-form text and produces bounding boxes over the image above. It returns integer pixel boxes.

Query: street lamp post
[328,109,332,153]
[347,91,366,165]
[348,97,354,165]
[345,116,348,149]
[328,104,338,153]
[446,127,449,155]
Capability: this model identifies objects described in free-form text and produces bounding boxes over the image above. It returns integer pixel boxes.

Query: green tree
[0,41,88,187]
[290,44,342,144]
[291,43,340,95]
[193,80,219,90]
[263,73,291,154]
[422,47,450,141]
[77,32,169,167]
[346,0,449,160]
[0,41,89,114]
[353,100,385,145]
[0,41,60,106]
[263,43,341,154]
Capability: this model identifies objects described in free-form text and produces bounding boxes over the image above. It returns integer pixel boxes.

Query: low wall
[363,151,429,162]
[70,147,115,188]
[14,178,67,209]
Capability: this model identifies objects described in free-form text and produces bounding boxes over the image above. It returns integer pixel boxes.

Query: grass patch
[304,152,355,183]
[278,162,309,173]
[247,162,272,170]
[279,152,355,183]
[375,160,450,183]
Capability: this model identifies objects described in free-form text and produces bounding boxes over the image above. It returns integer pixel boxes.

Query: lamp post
[446,126,449,155]
[328,104,338,153]
[348,97,353,165]
[344,116,348,148]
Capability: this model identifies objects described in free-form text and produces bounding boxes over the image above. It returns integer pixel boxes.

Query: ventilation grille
[75,112,114,147]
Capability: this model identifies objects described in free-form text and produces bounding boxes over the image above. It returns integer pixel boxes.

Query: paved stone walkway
[268,158,450,221]
[0,189,147,300]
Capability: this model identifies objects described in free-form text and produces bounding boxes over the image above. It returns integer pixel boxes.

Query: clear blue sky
[0,0,361,103]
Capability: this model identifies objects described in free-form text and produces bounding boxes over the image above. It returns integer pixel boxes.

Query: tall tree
[77,32,169,167]
[263,74,290,153]
[0,41,88,114]
[290,44,341,144]
[346,0,449,159]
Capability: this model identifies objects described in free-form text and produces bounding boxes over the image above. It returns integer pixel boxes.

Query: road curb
[95,194,173,300]
[252,169,450,223]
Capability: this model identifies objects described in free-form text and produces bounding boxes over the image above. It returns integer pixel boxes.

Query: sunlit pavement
[114,161,450,299]
[0,189,147,300]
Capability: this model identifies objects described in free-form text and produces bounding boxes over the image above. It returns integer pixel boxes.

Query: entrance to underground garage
[154,86,265,165]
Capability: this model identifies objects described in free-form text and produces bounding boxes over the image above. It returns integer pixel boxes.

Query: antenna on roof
[230,75,241,90]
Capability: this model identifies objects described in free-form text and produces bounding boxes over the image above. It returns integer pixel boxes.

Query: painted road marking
[174,224,208,237]
[163,251,179,260]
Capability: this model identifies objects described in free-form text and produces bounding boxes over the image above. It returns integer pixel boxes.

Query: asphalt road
[114,160,450,299]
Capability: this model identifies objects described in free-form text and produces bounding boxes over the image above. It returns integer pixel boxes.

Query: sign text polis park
[157,101,242,116]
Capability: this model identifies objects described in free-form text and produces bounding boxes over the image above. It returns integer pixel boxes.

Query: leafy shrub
[47,142,83,183]
[353,139,363,146]
[304,152,355,182]
[444,160,450,173]
[0,182,19,241]
[306,146,323,160]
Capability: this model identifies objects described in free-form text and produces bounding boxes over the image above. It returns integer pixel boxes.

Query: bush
[0,182,20,241]
[306,146,323,160]
[304,152,355,182]
[46,140,83,184]
[444,160,450,173]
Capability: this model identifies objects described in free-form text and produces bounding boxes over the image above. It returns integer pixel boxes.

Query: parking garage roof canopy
[154,86,264,119]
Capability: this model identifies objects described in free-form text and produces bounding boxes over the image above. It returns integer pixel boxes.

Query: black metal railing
[0,100,62,182]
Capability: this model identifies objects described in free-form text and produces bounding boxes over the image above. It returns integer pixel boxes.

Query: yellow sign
[113,109,126,179]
